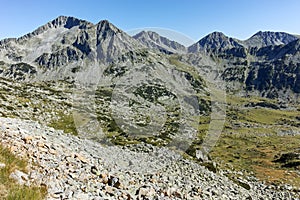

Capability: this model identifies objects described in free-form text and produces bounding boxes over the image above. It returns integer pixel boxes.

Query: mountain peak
[244,31,298,48]
[96,19,123,35]
[133,31,161,40]
[188,31,243,53]
[133,30,186,54]
[209,31,226,37]
[14,16,93,42]
[50,16,93,29]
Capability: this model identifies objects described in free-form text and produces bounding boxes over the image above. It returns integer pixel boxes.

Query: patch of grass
[196,94,300,188]
[48,112,78,135]
[210,130,300,188]
[242,108,298,125]
[0,145,47,199]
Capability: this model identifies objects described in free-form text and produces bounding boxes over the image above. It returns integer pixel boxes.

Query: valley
[0,16,299,199]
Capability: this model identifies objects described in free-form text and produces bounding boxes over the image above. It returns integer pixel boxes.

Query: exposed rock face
[96,20,144,63]
[72,30,91,55]
[133,31,187,54]
[35,47,82,69]
[245,61,300,96]
[244,31,299,48]
[254,39,300,61]
[2,62,37,80]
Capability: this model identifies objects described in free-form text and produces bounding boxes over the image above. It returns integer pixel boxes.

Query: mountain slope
[253,38,300,61]
[133,31,186,54]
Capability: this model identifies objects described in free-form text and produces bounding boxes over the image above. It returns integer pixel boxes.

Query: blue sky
[1,0,300,46]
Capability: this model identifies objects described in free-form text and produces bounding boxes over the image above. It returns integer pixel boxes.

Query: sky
[1,0,300,46]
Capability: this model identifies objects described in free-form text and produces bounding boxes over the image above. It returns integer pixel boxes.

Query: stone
[37,141,45,147]
[137,187,148,196]
[74,153,88,164]
[137,186,156,197]
[9,170,29,185]
[0,163,6,168]
[0,117,298,199]
[105,185,115,195]
[38,147,48,153]
[108,176,120,188]
[196,150,210,162]
[49,149,57,155]
[73,192,90,199]
[101,176,109,184]
[22,135,33,144]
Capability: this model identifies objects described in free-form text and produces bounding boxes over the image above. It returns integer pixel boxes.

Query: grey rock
[0,163,5,168]
[73,192,90,199]
[9,169,29,185]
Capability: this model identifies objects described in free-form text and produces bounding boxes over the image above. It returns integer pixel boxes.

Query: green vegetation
[0,145,47,200]
[48,112,78,135]
[169,56,206,92]
[207,95,300,187]
[1,69,299,190]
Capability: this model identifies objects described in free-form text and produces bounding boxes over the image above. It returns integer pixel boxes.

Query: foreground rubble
[0,117,299,199]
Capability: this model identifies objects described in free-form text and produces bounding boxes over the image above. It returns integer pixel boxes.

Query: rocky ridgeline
[0,117,298,200]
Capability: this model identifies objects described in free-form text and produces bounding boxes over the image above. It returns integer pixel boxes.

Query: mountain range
[0,16,299,99]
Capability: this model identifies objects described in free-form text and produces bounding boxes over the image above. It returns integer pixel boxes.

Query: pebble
[9,169,29,185]
[0,163,6,168]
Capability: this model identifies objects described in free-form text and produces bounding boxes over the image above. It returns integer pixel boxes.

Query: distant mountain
[0,16,144,74]
[0,16,93,45]
[0,16,299,97]
[243,31,298,48]
[188,31,244,54]
[133,31,186,54]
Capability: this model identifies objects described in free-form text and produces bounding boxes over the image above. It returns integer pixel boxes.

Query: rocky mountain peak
[244,31,298,48]
[134,30,161,40]
[133,30,187,54]
[95,20,144,63]
[50,16,93,29]
[35,15,92,32]
[10,16,93,43]
[188,31,243,53]
[207,31,226,38]
[96,20,123,36]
